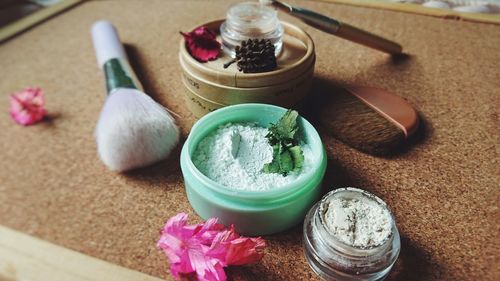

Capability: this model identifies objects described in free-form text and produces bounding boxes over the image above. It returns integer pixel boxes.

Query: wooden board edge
[317,0,500,25]
[0,0,85,43]
[0,225,164,281]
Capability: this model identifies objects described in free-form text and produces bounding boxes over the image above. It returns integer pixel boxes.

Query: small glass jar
[303,187,401,281]
[220,2,284,58]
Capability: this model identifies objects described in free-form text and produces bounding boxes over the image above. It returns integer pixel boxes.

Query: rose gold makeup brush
[260,0,402,55]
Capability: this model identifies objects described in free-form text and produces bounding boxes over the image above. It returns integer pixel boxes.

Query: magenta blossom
[180,26,221,62]
[157,213,266,281]
[9,87,46,126]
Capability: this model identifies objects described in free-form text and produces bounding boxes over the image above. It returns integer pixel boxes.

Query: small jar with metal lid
[220,1,284,57]
[303,187,401,281]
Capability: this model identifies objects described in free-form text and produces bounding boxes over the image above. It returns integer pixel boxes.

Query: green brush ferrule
[103,58,142,94]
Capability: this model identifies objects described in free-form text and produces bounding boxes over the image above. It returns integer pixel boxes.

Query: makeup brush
[91,20,180,172]
[260,0,402,55]
[316,86,419,156]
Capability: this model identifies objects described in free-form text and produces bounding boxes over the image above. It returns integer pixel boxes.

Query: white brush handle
[91,20,142,93]
[91,20,127,68]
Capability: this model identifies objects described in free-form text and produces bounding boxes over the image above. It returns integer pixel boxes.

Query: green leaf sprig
[263,110,304,176]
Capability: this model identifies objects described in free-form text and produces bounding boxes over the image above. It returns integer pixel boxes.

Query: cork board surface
[0,0,498,280]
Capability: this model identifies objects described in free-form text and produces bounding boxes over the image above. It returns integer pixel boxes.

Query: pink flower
[157,213,266,281]
[207,225,266,266]
[181,26,221,62]
[9,87,46,126]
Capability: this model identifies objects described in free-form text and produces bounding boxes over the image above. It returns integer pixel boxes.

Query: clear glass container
[303,188,401,281]
[220,2,284,58]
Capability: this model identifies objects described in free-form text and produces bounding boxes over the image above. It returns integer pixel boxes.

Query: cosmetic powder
[192,122,313,191]
[304,188,401,281]
[321,194,392,248]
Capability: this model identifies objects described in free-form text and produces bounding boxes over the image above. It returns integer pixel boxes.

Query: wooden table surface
[0,0,498,280]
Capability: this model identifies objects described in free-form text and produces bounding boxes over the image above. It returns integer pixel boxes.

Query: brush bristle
[95,88,180,171]
[319,88,406,156]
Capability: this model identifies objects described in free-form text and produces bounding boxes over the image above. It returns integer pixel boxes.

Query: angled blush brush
[260,0,402,55]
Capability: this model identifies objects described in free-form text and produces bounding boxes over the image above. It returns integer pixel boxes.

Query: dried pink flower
[9,87,46,126]
[181,26,221,62]
[207,225,266,266]
[157,213,266,281]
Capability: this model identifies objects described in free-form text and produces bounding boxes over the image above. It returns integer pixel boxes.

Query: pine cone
[224,39,277,73]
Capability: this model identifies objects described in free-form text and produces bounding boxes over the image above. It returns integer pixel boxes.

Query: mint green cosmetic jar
[180,103,327,236]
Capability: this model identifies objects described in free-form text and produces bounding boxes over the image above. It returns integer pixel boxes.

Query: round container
[181,79,315,119]
[181,81,225,117]
[220,1,284,57]
[180,53,315,105]
[303,188,401,281]
[180,104,327,236]
[179,20,315,118]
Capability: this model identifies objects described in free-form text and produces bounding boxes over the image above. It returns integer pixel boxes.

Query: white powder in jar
[192,122,314,191]
[321,192,393,248]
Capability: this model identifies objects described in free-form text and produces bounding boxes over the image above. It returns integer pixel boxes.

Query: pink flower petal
[157,214,266,281]
[157,232,183,264]
[207,225,266,266]
[195,218,226,244]
[181,26,221,62]
[189,248,226,281]
[9,87,46,126]
[158,213,226,280]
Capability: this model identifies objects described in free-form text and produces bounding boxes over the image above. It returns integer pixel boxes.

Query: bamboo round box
[180,60,315,117]
[179,20,315,117]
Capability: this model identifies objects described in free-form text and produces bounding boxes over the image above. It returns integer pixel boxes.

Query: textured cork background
[0,0,499,280]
